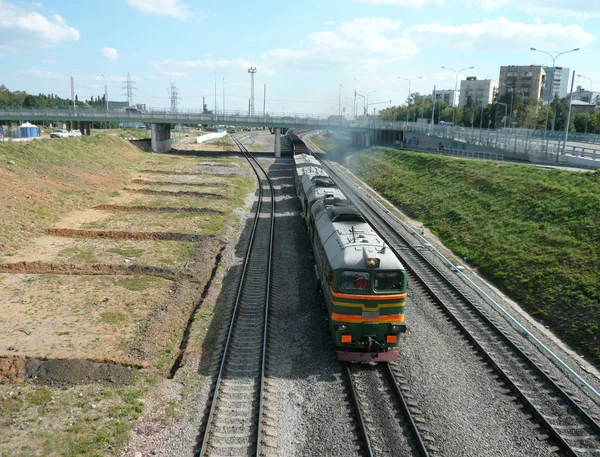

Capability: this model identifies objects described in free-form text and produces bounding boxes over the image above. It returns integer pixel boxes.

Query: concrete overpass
[0,107,386,153]
[1,107,599,168]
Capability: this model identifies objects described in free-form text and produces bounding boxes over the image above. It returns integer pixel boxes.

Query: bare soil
[0,137,257,456]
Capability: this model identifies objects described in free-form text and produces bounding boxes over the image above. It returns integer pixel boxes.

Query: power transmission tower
[169,82,180,113]
[248,67,257,116]
[122,72,137,107]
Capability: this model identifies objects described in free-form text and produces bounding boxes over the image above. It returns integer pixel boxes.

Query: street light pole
[357,93,365,120]
[577,74,593,134]
[338,84,342,119]
[358,90,375,120]
[497,101,508,146]
[398,76,422,124]
[530,47,580,141]
[441,65,473,125]
[101,74,108,111]
[501,83,514,128]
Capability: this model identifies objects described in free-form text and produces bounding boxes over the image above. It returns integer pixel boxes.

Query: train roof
[311,200,404,271]
[293,153,320,167]
[301,173,335,192]
[306,186,347,207]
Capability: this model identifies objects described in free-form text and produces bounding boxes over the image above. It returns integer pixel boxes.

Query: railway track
[345,361,432,457]
[196,135,274,457]
[308,143,600,456]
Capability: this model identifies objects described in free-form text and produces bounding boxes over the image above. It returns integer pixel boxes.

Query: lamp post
[530,47,579,140]
[70,66,76,111]
[356,93,366,120]
[101,74,108,111]
[577,74,593,134]
[358,90,375,120]
[501,83,514,128]
[398,76,422,124]
[496,101,508,146]
[441,65,473,125]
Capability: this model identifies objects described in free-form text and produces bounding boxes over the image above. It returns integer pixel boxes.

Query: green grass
[58,247,98,263]
[350,147,600,363]
[115,275,157,291]
[35,385,145,457]
[100,312,127,324]
[106,247,145,258]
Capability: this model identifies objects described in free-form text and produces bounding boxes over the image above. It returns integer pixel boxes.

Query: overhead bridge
[0,108,403,153]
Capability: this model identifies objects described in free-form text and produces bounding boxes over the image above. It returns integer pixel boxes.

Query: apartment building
[458,77,498,108]
[543,67,570,100]
[571,86,600,105]
[498,65,546,102]
[432,89,459,107]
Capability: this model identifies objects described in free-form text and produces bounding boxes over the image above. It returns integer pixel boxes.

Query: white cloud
[406,17,595,50]
[469,0,600,17]
[0,0,80,55]
[355,0,445,6]
[265,18,420,70]
[125,0,190,20]
[101,47,117,61]
[159,71,187,78]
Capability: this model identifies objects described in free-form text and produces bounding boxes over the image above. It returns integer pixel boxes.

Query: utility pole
[263,83,266,120]
[248,67,257,116]
[222,78,225,115]
[354,78,357,119]
[214,72,217,117]
[122,72,137,107]
[101,74,108,111]
[339,84,342,119]
[431,85,436,127]
[169,82,180,113]
[70,75,75,110]
[560,70,576,162]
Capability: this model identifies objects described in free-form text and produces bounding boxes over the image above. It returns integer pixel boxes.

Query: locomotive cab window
[374,271,403,292]
[340,271,370,291]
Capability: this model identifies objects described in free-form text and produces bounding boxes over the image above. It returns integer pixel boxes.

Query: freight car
[292,144,407,362]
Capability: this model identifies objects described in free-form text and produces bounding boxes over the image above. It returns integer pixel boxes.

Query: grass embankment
[350,148,600,363]
[0,135,141,254]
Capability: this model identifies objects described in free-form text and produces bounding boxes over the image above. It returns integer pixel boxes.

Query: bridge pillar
[365,132,371,148]
[66,121,72,131]
[275,128,281,157]
[85,122,91,136]
[151,123,172,153]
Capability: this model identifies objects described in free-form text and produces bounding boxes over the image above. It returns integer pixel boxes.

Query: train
[292,135,408,362]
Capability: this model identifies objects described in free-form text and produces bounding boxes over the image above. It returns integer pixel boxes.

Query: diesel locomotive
[293,146,407,362]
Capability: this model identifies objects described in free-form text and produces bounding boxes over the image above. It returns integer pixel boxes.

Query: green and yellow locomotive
[292,147,408,362]
[309,199,407,361]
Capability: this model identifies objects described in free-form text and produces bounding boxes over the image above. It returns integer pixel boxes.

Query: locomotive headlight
[391,324,407,333]
[366,258,380,268]
[335,324,347,331]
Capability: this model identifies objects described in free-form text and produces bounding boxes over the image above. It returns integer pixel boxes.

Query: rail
[318,152,600,456]
[197,135,275,457]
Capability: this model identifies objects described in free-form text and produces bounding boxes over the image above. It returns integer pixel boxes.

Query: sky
[1,0,599,116]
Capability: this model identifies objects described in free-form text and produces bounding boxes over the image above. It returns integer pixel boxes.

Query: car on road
[50,129,70,138]
[69,130,82,137]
